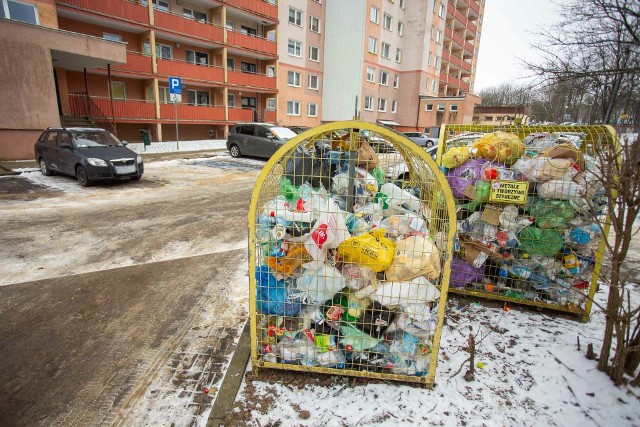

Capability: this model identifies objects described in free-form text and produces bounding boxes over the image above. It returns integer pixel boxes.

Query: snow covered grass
[234,284,640,426]
[128,139,227,153]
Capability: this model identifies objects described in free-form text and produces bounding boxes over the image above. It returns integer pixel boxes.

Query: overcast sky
[474,0,560,91]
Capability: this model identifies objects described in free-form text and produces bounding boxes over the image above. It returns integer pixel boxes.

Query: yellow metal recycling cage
[248,121,456,386]
[436,124,617,319]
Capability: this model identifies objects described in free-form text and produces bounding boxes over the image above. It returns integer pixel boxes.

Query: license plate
[115,165,136,175]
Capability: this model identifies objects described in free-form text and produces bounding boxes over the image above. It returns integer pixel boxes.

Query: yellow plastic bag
[441,146,471,169]
[472,131,524,165]
[385,235,441,281]
[337,229,395,272]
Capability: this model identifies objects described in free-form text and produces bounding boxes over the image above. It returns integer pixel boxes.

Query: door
[242,97,257,121]
[37,132,58,169]
[56,132,75,175]
[256,125,279,158]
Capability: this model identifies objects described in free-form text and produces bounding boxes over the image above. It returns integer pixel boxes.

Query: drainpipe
[107,64,117,136]
[83,67,90,116]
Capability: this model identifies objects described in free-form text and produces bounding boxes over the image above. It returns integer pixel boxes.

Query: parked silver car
[402,132,438,148]
[226,123,298,158]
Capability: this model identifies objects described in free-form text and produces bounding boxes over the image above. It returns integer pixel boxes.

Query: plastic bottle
[563,248,580,275]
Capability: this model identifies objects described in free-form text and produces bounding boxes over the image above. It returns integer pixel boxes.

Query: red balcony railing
[156,59,224,83]
[56,0,148,25]
[228,108,253,121]
[264,110,276,122]
[469,0,480,16]
[444,26,465,49]
[460,80,470,92]
[154,10,223,43]
[228,70,277,90]
[467,20,477,35]
[225,0,278,21]
[440,72,462,89]
[89,98,155,119]
[111,51,153,74]
[160,104,225,121]
[227,31,277,56]
[447,3,469,27]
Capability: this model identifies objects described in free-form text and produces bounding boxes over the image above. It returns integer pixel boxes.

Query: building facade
[473,105,532,126]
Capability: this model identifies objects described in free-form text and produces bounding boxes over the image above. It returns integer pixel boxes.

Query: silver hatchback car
[226,123,297,159]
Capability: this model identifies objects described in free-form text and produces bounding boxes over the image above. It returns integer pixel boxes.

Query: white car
[381,145,439,181]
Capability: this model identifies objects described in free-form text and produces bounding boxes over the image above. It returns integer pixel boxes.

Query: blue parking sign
[169,77,182,94]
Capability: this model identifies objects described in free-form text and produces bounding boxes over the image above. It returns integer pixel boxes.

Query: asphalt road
[0,154,262,426]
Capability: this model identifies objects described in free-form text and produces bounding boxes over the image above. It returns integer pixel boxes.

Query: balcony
[228,70,277,91]
[460,80,470,92]
[227,31,277,56]
[76,97,156,120]
[469,0,480,16]
[228,108,253,121]
[157,58,224,83]
[445,26,465,50]
[56,0,148,25]
[154,10,224,44]
[225,0,278,22]
[447,3,468,27]
[111,51,153,75]
[160,104,225,121]
[440,71,462,88]
[467,20,477,35]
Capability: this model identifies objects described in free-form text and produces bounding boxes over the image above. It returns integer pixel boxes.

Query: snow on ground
[127,139,227,153]
[235,283,640,427]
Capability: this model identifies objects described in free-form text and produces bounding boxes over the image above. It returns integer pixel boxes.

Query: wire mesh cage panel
[436,124,617,318]
[248,121,456,386]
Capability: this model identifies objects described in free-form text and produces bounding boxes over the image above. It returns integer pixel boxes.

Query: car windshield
[270,127,297,141]
[71,130,123,148]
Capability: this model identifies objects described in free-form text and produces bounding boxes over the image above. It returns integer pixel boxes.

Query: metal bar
[107,64,117,136]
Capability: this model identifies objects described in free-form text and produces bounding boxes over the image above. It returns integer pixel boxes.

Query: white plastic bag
[304,197,350,263]
[538,180,585,200]
[358,276,440,307]
[380,183,423,215]
[296,263,346,304]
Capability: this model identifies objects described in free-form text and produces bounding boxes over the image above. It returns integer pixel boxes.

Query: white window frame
[393,74,399,88]
[267,98,276,110]
[381,42,391,59]
[225,20,234,30]
[391,100,397,114]
[428,51,432,66]
[383,13,392,30]
[400,0,405,9]
[108,81,126,100]
[434,55,440,69]
[438,3,445,18]
[186,49,209,65]
[288,7,302,26]
[155,86,170,103]
[227,93,235,108]
[368,37,377,54]
[397,21,404,36]
[267,65,276,77]
[437,103,446,112]
[366,66,375,82]
[187,89,210,106]
[395,48,402,63]
[436,29,442,44]
[431,26,435,40]
[287,70,301,87]
[309,45,320,62]
[288,39,302,57]
[287,100,301,116]
[307,102,318,117]
[378,98,387,112]
[432,79,438,93]
[103,32,122,42]
[425,103,434,112]
[309,16,321,33]
[364,96,374,111]
[370,6,379,24]
[183,7,206,22]
[450,104,459,112]
[2,0,39,24]
[308,74,319,90]
[379,70,389,86]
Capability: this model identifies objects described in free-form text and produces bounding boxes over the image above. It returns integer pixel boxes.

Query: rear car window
[256,126,272,139]
[238,125,255,136]
[46,132,58,145]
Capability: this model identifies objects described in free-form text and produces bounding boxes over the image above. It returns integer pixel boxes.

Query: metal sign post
[168,77,182,150]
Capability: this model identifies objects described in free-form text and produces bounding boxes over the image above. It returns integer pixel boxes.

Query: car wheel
[425,140,435,148]
[130,175,142,181]
[39,158,52,176]
[76,165,91,187]
[229,144,241,158]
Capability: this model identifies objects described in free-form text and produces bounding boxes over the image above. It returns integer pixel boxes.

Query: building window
[187,90,210,106]
[103,32,122,42]
[450,104,458,112]
[393,74,399,88]
[397,21,404,36]
[433,0,437,12]
[308,74,319,90]
[287,70,301,87]
[430,25,435,40]
[227,58,235,70]
[383,13,392,30]
[267,98,276,110]
[399,0,405,9]
[267,65,276,77]
[425,103,433,112]
[143,41,172,59]
[428,51,432,65]
[312,0,321,3]
[485,116,493,121]
[364,96,374,111]
[366,66,376,82]
[370,6,379,24]
[141,0,169,12]
[227,94,235,108]
[434,55,440,69]
[307,103,318,117]
[288,39,302,57]
[310,16,320,32]
[379,70,389,86]
[436,30,442,44]
[438,3,445,18]
[183,7,206,22]
[395,48,402,63]
[378,98,387,112]
[287,101,301,116]
[368,37,377,54]
[309,45,320,61]
[241,62,257,73]
[381,42,391,59]
[152,86,170,103]
[432,79,437,93]
[288,7,302,26]
[391,100,397,113]
[437,103,445,111]
[225,20,234,30]
[109,82,126,100]
[186,50,209,65]
[2,0,38,24]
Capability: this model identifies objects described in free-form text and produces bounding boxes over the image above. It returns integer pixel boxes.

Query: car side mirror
[60,143,72,149]
[121,140,128,146]
[267,134,275,139]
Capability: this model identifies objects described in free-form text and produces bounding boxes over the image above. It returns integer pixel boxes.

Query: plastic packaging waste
[385,235,441,281]
[256,265,302,316]
[337,229,395,272]
[296,263,346,304]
